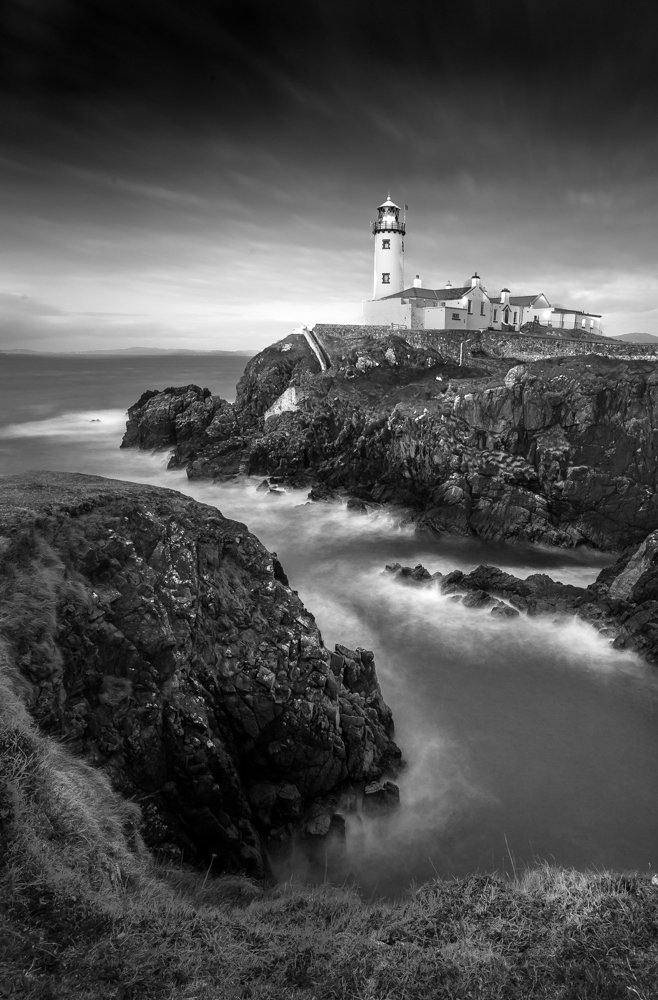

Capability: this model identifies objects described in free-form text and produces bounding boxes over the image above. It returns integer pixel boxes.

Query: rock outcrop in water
[385,528,658,664]
[0,472,400,876]
[122,331,658,552]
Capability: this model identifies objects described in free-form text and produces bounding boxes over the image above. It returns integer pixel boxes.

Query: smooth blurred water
[0,353,248,474]
[1,352,657,896]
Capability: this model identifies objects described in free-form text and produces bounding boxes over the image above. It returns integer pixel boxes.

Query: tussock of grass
[1,633,658,997]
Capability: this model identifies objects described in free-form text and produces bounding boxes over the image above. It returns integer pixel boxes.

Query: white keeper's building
[363,195,603,335]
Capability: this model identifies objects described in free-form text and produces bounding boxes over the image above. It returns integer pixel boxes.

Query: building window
[467,301,473,315]
[382,273,390,284]
[452,313,461,321]
[513,311,518,323]
[534,314,539,322]
[581,318,586,327]
[382,239,390,250]
[480,303,485,316]
[493,309,498,322]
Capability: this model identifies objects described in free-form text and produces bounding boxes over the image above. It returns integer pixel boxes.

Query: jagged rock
[490,602,520,619]
[385,542,658,663]
[271,553,289,586]
[363,780,401,813]
[461,589,494,609]
[233,335,321,425]
[121,336,658,551]
[0,472,400,877]
[308,484,342,504]
[384,563,433,585]
[504,364,530,389]
[607,530,658,601]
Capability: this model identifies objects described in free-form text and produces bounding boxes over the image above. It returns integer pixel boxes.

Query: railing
[372,219,406,234]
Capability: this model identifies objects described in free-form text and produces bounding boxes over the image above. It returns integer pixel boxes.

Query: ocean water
[1,351,657,896]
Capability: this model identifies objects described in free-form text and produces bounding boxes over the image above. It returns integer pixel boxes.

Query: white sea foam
[2,409,128,439]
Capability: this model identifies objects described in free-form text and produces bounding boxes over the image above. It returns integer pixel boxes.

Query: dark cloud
[4,1,657,135]
[1,0,657,347]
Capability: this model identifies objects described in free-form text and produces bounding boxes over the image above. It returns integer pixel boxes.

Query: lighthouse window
[382,273,390,284]
[382,239,390,249]
[480,303,485,316]
[493,309,498,321]
[513,311,518,323]
[467,301,473,315]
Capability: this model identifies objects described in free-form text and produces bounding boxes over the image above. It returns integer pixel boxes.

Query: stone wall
[312,324,658,365]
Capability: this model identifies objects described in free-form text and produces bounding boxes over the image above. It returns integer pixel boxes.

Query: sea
[1,351,657,896]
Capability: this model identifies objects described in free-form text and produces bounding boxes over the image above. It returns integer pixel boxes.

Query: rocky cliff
[122,331,658,551]
[385,525,658,664]
[0,472,400,876]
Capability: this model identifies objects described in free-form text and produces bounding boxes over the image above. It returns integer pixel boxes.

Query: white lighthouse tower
[372,194,405,299]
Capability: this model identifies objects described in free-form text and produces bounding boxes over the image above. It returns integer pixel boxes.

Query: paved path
[301,326,330,371]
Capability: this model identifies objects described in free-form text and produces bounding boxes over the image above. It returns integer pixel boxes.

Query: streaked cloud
[1,0,657,349]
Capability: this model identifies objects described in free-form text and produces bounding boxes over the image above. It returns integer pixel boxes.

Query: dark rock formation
[384,530,658,664]
[232,333,321,424]
[0,472,400,877]
[121,332,658,551]
[385,561,584,617]
[363,779,401,814]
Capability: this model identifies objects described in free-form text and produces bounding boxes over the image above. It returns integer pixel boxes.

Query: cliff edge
[0,472,400,876]
[122,331,658,551]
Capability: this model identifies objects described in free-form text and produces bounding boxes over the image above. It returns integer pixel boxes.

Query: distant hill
[0,347,255,356]
[611,332,658,344]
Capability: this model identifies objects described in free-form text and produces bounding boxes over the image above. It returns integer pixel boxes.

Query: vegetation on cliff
[2,653,658,999]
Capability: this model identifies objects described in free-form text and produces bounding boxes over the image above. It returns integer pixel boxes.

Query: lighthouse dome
[378,194,400,210]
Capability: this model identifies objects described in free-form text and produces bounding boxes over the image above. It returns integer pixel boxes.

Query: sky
[1,0,658,352]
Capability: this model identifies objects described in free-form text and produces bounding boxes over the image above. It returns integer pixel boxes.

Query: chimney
[413,274,422,288]
[471,272,480,288]
[500,287,510,305]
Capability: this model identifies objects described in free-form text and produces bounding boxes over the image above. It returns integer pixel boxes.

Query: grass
[2,653,657,1000]
[1,538,657,998]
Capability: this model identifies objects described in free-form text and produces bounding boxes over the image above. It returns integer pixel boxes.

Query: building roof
[381,285,471,302]
[488,293,550,307]
[434,286,472,300]
[510,294,542,307]
[552,305,602,317]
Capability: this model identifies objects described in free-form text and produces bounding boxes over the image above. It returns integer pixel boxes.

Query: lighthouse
[372,194,405,299]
